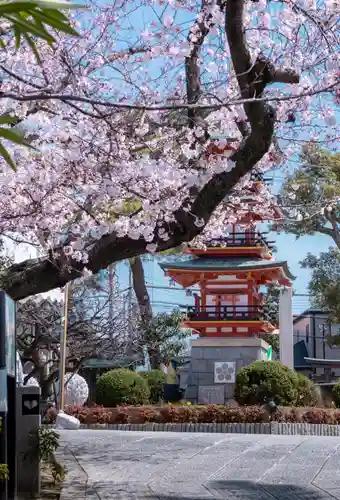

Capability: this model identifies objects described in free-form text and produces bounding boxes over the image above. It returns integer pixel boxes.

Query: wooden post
[58,282,70,412]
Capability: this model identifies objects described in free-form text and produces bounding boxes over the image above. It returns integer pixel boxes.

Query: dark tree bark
[130,256,161,369]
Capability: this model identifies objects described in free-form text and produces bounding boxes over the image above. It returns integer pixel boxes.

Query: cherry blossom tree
[0,0,80,168]
[0,0,338,299]
[16,273,141,400]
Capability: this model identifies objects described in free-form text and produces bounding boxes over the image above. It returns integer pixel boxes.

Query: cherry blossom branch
[185,0,227,130]
[3,0,302,301]
[5,82,339,113]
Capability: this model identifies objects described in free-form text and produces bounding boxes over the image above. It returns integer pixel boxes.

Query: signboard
[198,385,224,405]
[22,394,40,416]
[5,295,16,377]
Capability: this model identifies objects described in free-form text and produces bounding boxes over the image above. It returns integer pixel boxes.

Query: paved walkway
[59,430,340,499]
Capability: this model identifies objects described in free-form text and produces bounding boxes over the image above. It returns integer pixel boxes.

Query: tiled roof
[159,256,295,280]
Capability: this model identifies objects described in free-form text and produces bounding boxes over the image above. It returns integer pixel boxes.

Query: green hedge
[234,360,300,406]
[295,373,318,406]
[332,381,340,407]
[96,369,150,407]
[141,370,166,404]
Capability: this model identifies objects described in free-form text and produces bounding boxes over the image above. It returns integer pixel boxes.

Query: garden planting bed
[43,403,340,426]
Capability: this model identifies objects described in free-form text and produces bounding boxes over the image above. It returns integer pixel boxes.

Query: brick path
[59,430,340,499]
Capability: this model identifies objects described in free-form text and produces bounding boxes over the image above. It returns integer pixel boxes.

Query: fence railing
[186,305,270,322]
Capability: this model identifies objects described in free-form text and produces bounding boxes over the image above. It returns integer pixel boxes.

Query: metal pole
[322,323,326,360]
[128,263,132,337]
[58,282,70,412]
[109,265,114,340]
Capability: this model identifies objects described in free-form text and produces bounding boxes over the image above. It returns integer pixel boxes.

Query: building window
[306,324,309,344]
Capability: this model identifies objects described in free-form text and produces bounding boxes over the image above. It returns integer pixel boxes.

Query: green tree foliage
[295,373,318,407]
[234,360,300,406]
[141,369,166,404]
[332,381,340,408]
[260,333,280,355]
[140,310,190,366]
[259,286,280,355]
[96,368,150,407]
[275,144,340,247]
[265,285,280,328]
[300,248,340,322]
[0,0,81,169]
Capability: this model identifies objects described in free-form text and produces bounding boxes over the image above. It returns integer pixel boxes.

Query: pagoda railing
[186,305,271,322]
[205,233,274,249]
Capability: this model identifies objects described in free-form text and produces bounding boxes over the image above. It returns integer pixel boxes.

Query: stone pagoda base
[185,337,270,405]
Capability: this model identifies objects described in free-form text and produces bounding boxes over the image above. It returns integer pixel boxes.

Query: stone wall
[185,337,269,404]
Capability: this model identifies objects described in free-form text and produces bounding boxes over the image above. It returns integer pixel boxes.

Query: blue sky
[115,228,334,317]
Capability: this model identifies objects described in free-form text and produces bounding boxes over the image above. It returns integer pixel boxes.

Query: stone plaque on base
[214,361,236,383]
[198,385,224,405]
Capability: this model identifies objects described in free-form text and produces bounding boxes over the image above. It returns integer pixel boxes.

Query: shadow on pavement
[155,480,333,499]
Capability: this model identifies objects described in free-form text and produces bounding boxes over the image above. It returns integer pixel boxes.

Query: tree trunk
[129,256,161,369]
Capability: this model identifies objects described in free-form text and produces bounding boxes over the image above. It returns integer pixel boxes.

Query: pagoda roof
[159,256,295,280]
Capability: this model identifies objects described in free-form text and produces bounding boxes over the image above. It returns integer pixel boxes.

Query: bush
[141,370,166,403]
[42,403,340,425]
[294,373,318,407]
[234,360,299,406]
[332,381,340,407]
[96,369,150,407]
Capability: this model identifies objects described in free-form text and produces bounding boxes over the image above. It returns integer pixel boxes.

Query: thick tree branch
[2,0,300,301]
[185,0,226,130]
[324,208,340,248]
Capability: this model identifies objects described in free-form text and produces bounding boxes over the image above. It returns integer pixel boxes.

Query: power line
[145,283,310,297]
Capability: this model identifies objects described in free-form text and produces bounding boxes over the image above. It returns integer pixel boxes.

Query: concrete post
[16,386,41,496]
[279,287,294,369]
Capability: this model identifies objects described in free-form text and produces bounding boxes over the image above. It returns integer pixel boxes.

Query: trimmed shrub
[43,404,340,425]
[332,381,340,408]
[234,360,299,406]
[96,369,150,407]
[141,370,166,404]
[294,373,318,407]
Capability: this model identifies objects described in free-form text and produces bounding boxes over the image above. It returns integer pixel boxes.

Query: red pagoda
[159,173,294,340]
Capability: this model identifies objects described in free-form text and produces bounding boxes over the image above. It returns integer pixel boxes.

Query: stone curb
[55,445,89,500]
[44,422,340,436]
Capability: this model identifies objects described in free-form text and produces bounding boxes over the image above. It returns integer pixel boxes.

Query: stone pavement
[59,430,340,499]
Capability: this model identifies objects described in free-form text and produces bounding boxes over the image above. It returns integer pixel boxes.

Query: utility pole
[128,263,133,337]
[108,265,115,340]
[58,282,70,412]
[322,323,326,360]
